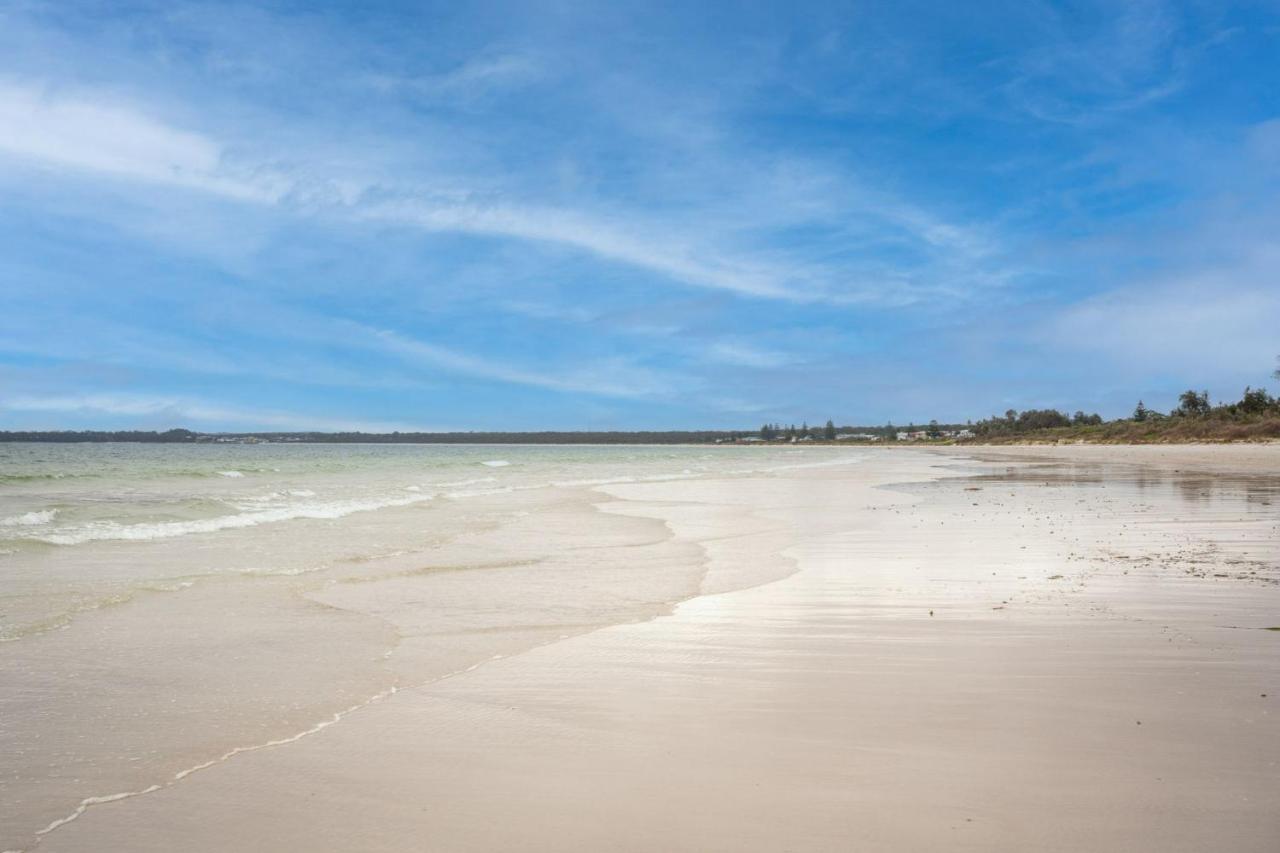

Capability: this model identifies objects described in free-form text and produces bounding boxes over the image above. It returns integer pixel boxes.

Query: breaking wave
[30,494,433,546]
[0,508,58,527]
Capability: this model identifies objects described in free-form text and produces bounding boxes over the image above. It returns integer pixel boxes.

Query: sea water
[0,441,865,849]
[0,442,859,640]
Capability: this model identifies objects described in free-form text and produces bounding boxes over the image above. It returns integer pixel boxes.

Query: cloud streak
[0,393,429,433]
[0,73,1004,307]
[364,327,681,399]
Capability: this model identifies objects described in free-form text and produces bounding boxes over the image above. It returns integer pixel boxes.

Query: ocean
[0,441,861,640]
[1,440,869,846]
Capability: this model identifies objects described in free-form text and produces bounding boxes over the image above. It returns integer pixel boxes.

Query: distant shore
[4,421,1280,447]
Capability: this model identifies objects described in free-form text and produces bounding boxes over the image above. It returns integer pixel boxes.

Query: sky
[1,0,1278,431]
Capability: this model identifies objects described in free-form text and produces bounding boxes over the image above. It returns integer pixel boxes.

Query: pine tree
[824,419,836,440]
[1133,400,1148,422]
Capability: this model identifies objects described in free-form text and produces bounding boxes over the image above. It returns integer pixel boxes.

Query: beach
[2,443,1277,851]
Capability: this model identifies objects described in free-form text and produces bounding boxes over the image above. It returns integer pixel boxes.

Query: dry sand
[11,446,1280,852]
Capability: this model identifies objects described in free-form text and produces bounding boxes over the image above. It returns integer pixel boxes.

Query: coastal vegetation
[967,382,1280,444]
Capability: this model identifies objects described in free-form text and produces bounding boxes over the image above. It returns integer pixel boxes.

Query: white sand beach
[3,444,1278,852]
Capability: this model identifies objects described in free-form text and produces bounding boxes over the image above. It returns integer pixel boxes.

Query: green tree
[824,419,836,440]
[1176,389,1210,417]
[1133,400,1149,422]
[1239,387,1274,415]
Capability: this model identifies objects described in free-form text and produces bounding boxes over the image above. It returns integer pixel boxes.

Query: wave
[432,477,497,488]
[443,486,515,499]
[218,470,245,478]
[29,493,434,546]
[480,460,510,467]
[764,455,865,472]
[727,456,866,475]
[0,508,58,527]
[0,472,84,483]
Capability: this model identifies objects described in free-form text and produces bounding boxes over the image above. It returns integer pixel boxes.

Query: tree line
[759,420,838,440]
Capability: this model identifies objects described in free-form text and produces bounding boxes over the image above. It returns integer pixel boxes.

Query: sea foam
[32,494,433,546]
[0,509,58,527]
[432,477,497,488]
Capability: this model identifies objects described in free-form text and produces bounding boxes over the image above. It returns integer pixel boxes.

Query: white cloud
[0,78,804,300]
[1043,263,1280,381]
[365,327,679,399]
[703,341,796,368]
[369,53,544,100]
[0,393,427,432]
[358,198,803,301]
[0,78,276,201]
[0,78,989,305]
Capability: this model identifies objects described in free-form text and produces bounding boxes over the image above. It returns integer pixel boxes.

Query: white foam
[34,494,434,546]
[404,485,422,492]
[217,470,245,478]
[444,487,515,499]
[288,489,316,497]
[235,491,285,505]
[480,460,510,467]
[551,476,631,487]
[433,477,497,488]
[0,509,58,527]
[765,455,865,472]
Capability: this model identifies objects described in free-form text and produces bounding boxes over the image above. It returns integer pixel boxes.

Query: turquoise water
[0,442,865,640]
[0,443,761,547]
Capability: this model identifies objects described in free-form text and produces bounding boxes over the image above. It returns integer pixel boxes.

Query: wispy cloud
[363,327,681,399]
[1042,262,1280,381]
[702,340,797,368]
[0,73,1006,307]
[0,78,279,201]
[367,52,545,101]
[0,393,428,432]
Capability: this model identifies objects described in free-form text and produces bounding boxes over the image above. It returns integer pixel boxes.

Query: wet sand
[9,446,1280,852]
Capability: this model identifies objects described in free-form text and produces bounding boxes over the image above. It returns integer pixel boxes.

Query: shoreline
[5,446,1278,851]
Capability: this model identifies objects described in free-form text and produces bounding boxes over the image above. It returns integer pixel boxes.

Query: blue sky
[1,0,1278,431]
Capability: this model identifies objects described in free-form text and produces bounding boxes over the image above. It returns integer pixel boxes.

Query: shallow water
[0,442,863,850]
[0,443,861,640]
